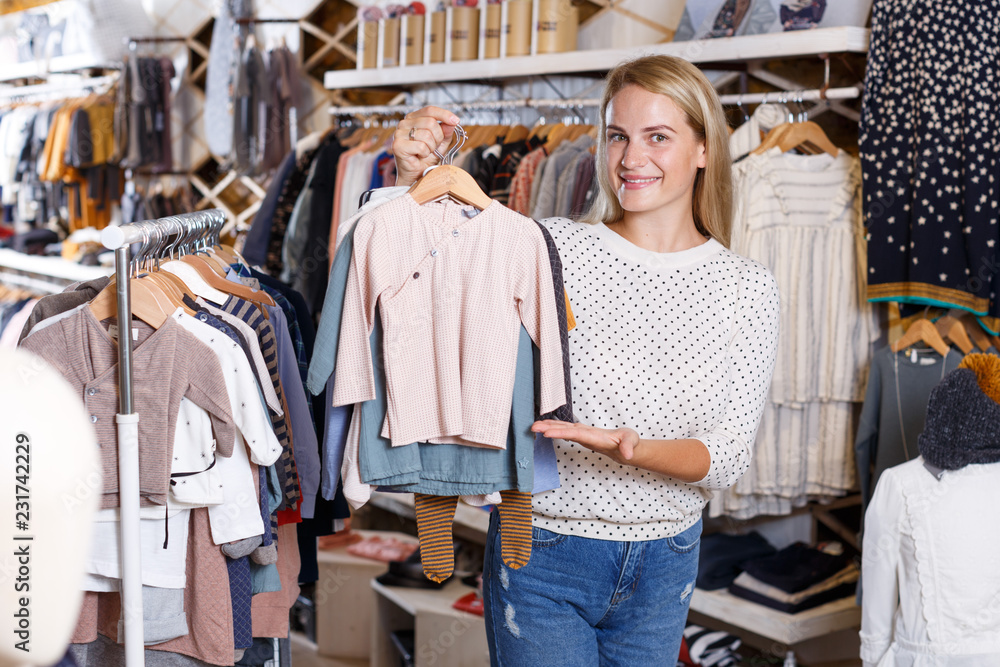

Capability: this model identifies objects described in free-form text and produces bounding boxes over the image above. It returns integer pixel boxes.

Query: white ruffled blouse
[861,457,1000,666]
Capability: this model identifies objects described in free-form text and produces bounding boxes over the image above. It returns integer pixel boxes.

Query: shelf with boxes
[325,21,869,90]
[356,0,577,71]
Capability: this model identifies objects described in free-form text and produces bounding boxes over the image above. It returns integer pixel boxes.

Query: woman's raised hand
[392,106,461,187]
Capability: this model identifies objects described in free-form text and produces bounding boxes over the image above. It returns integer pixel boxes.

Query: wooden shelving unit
[0,248,112,293]
[0,53,116,83]
[325,26,869,90]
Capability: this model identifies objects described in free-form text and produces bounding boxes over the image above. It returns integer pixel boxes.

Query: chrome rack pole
[100,209,226,666]
[111,239,143,666]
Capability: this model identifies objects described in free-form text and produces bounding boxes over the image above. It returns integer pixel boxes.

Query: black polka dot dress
[531,219,780,540]
[860,0,1000,322]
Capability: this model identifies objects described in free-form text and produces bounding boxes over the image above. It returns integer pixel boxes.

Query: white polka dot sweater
[532,218,780,540]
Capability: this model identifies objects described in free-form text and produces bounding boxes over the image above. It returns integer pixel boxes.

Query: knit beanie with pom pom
[918,353,1000,470]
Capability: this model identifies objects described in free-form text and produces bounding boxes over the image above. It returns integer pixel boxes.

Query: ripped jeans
[482,511,701,667]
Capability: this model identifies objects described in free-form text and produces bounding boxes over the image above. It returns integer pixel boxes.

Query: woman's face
[605,85,706,223]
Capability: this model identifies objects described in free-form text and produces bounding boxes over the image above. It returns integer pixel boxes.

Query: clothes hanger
[567,123,594,142]
[159,221,231,305]
[134,222,199,312]
[183,253,275,306]
[203,247,234,271]
[752,119,838,157]
[752,93,838,157]
[178,215,276,307]
[100,224,192,319]
[203,216,240,266]
[543,124,568,152]
[146,268,198,315]
[934,314,974,354]
[890,318,951,357]
[469,123,492,147]
[751,95,840,157]
[527,115,547,140]
[959,312,993,352]
[408,124,493,211]
[88,259,173,331]
[504,124,530,143]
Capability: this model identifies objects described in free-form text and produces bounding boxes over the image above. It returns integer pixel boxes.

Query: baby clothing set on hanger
[311,188,573,582]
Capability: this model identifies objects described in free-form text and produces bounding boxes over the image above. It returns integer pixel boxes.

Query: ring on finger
[409,127,415,141]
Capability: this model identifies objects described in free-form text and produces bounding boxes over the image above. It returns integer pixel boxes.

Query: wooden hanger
[460,123,481,147]
[161,259,230,305]
[568,123,594,142]
[467,124,487,146]
[935,315,974,354]
[180,251,227,277]
[141,269,196,315]
[527,119,547,140]
[408,125,493,211]
[178,254,276,307]
[203,248,234,271]
[408,164,493,210]
[544,123,569,152]
[959,312,993,352]
[88,276,172,330]
[218,242,244,265]
[207,242,237,265]
[752,121,838,157]
[891,318,951,357]
[504,124,530,143]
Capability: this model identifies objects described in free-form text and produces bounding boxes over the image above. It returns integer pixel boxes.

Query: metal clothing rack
[234,17,302,24]
[328,85,861,117]
[99,208,228,667]
[126,36,189,51]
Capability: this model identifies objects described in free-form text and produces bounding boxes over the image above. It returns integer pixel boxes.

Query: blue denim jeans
[483,511,701,666]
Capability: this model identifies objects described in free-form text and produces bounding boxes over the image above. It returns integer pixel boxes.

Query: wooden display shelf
[371,577,489,667]
[325,26,869,90]
[315,529,418,660]
[689,587,860,646]
[0,54,117,82]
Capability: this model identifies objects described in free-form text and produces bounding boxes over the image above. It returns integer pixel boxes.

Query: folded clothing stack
[678,624,742,667]
[697,530,777,590]
[728,542,857,614]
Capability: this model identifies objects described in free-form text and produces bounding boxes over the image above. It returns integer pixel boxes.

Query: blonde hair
[581,55,733,248]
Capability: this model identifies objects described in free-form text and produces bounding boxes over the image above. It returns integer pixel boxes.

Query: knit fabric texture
[918,354,1000,470]
[958,352,1000,403]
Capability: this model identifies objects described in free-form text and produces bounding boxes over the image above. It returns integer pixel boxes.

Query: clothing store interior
[1,0,996,666]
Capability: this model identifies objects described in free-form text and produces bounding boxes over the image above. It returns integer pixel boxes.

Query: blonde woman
[392,55,779,665]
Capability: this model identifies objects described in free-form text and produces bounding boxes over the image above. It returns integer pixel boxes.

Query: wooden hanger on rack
[180,251,227,277]
[408,124,493,211]
[88,276,172,329]
[752,120,839,157]
[959,312,993,352]
[544,123,570,152]
[504,124,530,143]
[162,258,230,305]
[143,268,197,314]
[891,318,951,357]
[934,314,974,354]
[0,282,35,301]
[203,246,235,270]
[527,119,547,141]
[178,253,276,307]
